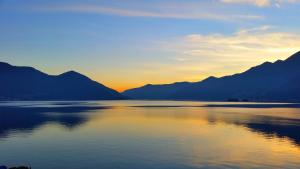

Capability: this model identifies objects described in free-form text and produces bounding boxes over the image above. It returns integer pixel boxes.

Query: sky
[1,0,300,92]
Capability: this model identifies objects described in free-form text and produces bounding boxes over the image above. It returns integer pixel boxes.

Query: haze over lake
[1,101,300,169]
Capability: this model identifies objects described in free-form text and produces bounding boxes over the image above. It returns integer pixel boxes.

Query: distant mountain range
[2,51,300,102]
[0,62,124,100]
[123,51,300,102]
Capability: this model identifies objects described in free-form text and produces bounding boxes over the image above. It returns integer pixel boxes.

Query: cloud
[221,0,271,7]
[220,0,300,7]
[236,25,274,34]
[38,4,263,21]
[159,26,300,79]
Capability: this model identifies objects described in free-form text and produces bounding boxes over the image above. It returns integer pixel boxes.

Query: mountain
[123,51,300,102]
[0,62,125,100]
[123,82,191,99]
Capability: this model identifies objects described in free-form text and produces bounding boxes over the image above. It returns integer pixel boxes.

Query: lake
[1,101,300,169]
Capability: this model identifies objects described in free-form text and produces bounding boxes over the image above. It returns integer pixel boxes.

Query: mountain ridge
[0,62,125,100]
[123,51,300,102]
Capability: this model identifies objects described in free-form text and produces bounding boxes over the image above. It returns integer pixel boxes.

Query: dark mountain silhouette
[0,62,125,100]
[123,82,191,99]
[123,51,300,102]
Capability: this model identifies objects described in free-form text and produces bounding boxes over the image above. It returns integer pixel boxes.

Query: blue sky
[1,0,300,91]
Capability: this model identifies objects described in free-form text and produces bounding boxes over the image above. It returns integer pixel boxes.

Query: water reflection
[202,107,300,147]
[0,101,300,169]
[246,119,300,145]
[1,102,300,146]
[0,103,105,139]
[128,104,300,147]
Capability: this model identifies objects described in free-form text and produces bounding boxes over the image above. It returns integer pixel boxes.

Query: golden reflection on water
[1,101,300,168]
[81,106,300,168]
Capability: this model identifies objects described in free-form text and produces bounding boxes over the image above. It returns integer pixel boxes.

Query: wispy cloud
[37,4,263,21]
[221,0,271,7]
[159,26,300,79]
[220,0,300,7]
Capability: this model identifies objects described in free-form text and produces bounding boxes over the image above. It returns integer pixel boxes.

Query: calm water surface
[1,101,300,169]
